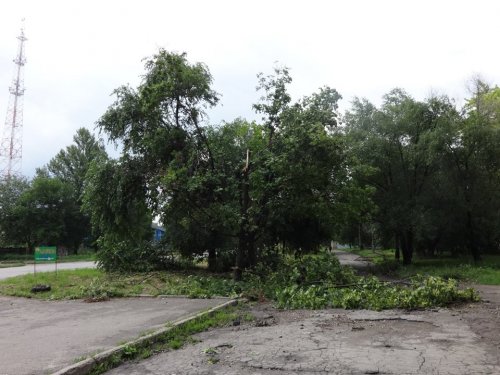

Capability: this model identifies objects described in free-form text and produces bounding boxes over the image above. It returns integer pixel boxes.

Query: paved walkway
[333,250,373,269]
[0,261,96,280]
[0,296,228,375]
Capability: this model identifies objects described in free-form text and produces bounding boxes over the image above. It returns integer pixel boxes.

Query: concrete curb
[51,298,240,375]
[128,294,232,299]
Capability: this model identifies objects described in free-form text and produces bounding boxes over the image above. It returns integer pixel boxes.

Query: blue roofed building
[152,222,165,241]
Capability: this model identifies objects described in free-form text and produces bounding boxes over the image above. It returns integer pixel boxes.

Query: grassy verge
[345,248,500,285]
[387,255,500,285]
[0,261,25,268]
[58,253,97,262]
[87,304,251,375]
[0,268,237,300]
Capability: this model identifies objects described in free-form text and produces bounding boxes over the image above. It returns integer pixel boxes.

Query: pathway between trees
[333,250,373,269]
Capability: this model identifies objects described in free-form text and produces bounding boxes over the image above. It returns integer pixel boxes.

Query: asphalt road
[0,261,96,280]
[0,296,228,375]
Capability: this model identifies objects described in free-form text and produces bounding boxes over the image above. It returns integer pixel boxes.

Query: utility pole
[0,23,27,180]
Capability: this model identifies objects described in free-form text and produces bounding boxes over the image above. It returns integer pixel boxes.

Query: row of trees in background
[0,50,499,272]
[344,82,500,264]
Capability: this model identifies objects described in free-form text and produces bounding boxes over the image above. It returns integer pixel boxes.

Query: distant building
[152,223,165,241]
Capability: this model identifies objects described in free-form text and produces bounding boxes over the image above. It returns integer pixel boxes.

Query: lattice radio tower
[0,24,27,180]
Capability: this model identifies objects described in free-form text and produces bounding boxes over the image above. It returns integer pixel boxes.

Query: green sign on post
[35,246,57,261]
[34,246,58,276]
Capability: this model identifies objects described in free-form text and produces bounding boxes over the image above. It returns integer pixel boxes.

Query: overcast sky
[1,0,500,177]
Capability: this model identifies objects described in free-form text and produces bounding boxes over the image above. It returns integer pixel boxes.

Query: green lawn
[347,248,500,285]
[0,269,237,300]
[392,255,500,285]
[58,253,97,262]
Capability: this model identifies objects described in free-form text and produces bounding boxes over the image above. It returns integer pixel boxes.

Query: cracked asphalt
[107,285,500,374]
[0,296,228,375]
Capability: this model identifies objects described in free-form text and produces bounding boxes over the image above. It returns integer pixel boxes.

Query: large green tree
[83,50,219,270]
[86,52,353,275]
[159,67,353,279]
[42,127,108,252]
[0,176,30,246]
[47,127,107,202]
[2,176,81,251]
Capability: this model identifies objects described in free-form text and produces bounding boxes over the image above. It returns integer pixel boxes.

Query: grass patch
[87,304,248,375]
[387,255,500,285]
[58,253,97,263]
[366,251,500,285]
[346,248,500,285]
[0,269,104,299]
[0,268,239,300]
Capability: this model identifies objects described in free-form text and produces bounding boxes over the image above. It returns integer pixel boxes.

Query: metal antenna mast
[0,23,27,180]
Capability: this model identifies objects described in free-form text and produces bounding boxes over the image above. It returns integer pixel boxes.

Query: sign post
[34,246,58,276]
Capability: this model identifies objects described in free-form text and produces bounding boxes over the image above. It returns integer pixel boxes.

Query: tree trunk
[394,233,400,261]
[208,248,217,272]
[467,210,481,262]
[358,223,364,250]
[247,232,256,268]
[401,230,414,265]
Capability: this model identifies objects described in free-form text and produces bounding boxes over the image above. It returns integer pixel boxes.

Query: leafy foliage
[274,275,478,310]
[344,80,500,262]
[0,176,29,246]
[46,127,107,202]
[245,252,478,310]
[85,52,357,276]
[83,50,221,270]
[80,277,124,302]
[1,176,82,250]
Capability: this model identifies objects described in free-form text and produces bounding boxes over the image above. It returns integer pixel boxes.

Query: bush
[96,236,194,272]
[80,278,124,301]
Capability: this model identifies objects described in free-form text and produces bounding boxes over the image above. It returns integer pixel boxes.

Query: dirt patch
[109,285,500,375]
